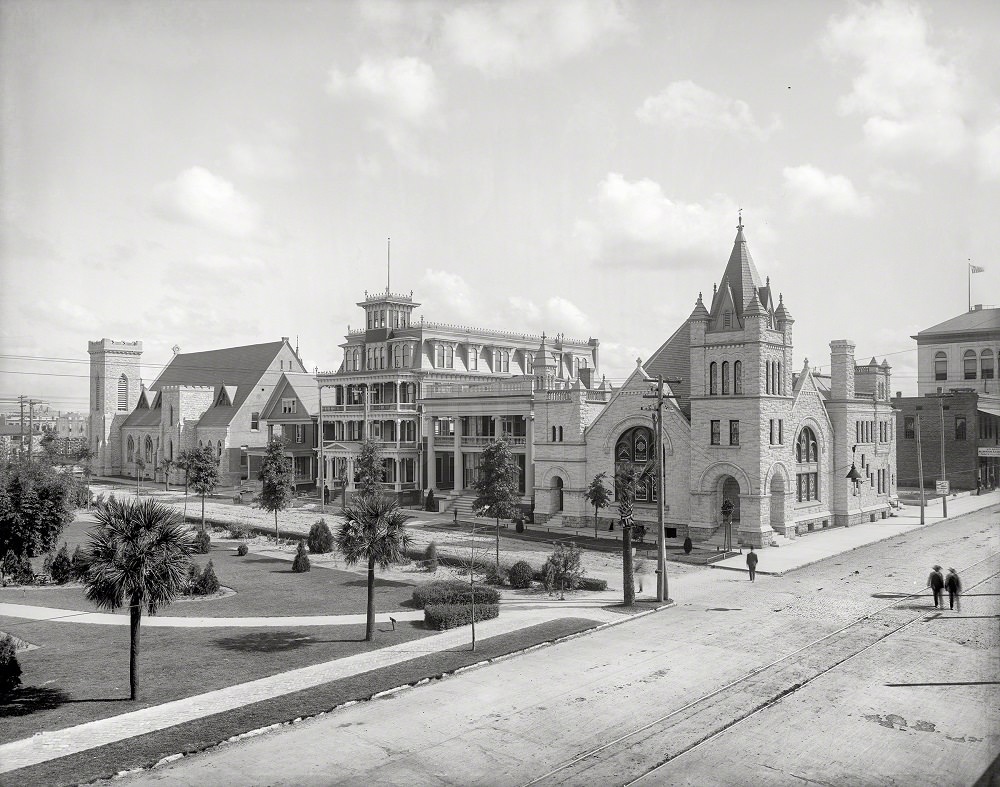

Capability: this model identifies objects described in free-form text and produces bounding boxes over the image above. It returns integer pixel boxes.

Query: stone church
[533,221,897,547]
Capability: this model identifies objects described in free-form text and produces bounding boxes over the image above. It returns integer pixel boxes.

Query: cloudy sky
[2,0,998,413]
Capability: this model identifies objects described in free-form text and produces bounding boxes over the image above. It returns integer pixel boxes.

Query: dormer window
[281,398,296,414]
[723,311,732,329]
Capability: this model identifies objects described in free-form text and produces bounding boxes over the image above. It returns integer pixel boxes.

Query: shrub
[412,580,500,609]
[70,545,90,581]
[683,537,693,555]
[307,520,334,554]
[228,522,253,541]
[0,634,22,696]
[424,541,438,573]
[292,541,311,573]
[195,560,220,595]
[508,560,534,589]
[193,530,211,555]
[50,543,73,584]
[484,561,511,586]
[425,489,436,512]
[424,602,499,630]
[236,543,248,557]
[42,553,54,576]
[541,544,584,592]
[93,492,106,510]
[2,553,33,586]
[577,577,608,592]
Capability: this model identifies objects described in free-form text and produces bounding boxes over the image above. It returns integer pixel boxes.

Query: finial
[779,292,783,304]
[766,275,770,287]
[697,291,703,304]
[713,283,717,297]
[636,356,642,368]
[541,331,546,340]
[737,208,743,231]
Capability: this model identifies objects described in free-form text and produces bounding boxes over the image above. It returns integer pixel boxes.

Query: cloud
[868,168,921,193]
[783,165,874,216]
[152,167,262,238]
[574,173,745,268]
[418,269,482,323]
[977,124,1000,181]
[822,0,969,160]
[440,0,630,76]
[328,56,441,123]
[637,81,779,139]
[507,295,592,338]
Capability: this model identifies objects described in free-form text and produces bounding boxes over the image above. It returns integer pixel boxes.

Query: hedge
[411,580,501,610]
[576,577,608,591]
[424,602,500,630]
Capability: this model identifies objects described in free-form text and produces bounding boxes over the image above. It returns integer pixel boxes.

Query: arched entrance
[552,476,564,512]
[720,476,741,524]
[770,474,785,531]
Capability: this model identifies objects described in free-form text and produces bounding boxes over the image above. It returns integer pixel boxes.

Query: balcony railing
[370,402,418,411]
[461,435,526,448]
[424,380,535,398]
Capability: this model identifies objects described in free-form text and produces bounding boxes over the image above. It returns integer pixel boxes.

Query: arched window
[118,374,128,411]
[734,361,743,394]
[218,440,223,462]
[558,426,564,442]
[709,362,718,395]
[168,440,173,460]
[614,426,656,502]
[435,345,445,368]
[353,349,360,371]
[981,350,994,380]
[394,345,402,368]
[722,361,730,395]
[964,350,977,380]
[934,351,947,381]
[765,361,771,394]
[552,426,557,442]
[402,344,411,367]
[795,426,819,502]
[144,435,153,463]
[777,362,783,394]
[126,435,134,463]
[502,350,510,373]
[445,345,454,369]
[525,353,533,374]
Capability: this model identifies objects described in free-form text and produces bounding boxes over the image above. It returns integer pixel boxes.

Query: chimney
[830,340,856,400]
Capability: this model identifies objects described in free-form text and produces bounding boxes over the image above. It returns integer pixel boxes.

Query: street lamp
[846,444,864,484]
[721,498,734,553]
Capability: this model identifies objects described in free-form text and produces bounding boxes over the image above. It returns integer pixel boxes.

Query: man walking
[746,547,758,582]
[945,568,962,611]
[928,565,945,608]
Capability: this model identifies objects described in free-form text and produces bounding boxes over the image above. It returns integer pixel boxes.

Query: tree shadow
[341,577,412,589]
[871,592,914,599]
[0,686,70,717]
[214,631,316,653]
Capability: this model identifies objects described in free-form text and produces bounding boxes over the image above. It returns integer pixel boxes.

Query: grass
[7,618,602,787]
[0,615,431,743]
[0,539,418,619]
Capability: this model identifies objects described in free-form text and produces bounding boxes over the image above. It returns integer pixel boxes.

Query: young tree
[354,438,385,501]
[186,447,220,533]
[255,440,294,544]
[133,451,146,498]
[337,494,411,641]
[583,472,612,539]
[160,458,174,492]
[84,497,194,700]
[175,449,193,521]
[472,438,521,569]
[615,464,645,606]
[0,457,75,558]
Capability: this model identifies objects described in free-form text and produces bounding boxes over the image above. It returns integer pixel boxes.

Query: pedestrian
[928,565,945,608]
[746,547,758,582]
[945,568,962,611]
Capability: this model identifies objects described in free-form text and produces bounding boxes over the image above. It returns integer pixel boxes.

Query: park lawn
[0,540,419,618]
[9,617,603,787]
[0,613,431,743]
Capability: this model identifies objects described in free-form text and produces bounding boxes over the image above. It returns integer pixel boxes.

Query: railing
[586,390,611,402]
[369,402,417,411]
[434,435,455,445]
[546,390,572,401]
[424,380,535,397]
[419,320,593,346]
[461,435,526,448]
[322,404,365,413]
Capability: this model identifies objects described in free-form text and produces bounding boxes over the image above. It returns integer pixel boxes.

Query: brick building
[533,220,897,547]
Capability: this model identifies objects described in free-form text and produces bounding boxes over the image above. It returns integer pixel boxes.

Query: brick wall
[894,391,980,490]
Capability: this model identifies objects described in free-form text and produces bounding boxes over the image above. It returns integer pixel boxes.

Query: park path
[0,604,632,775]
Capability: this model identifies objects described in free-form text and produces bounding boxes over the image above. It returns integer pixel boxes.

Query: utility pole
[643,374,682,603]
[19,395,26,458]
[916,414,925,525]
[318,375,325,513]
[939,397,947,518]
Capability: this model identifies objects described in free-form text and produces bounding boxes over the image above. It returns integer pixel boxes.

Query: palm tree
[160,458,174,492]
[615,464,643,606]
[336,494,412,641]
[84,497,195,700]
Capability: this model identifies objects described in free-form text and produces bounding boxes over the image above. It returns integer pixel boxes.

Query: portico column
[427,416,437,490]
[395,418,401,447]
[346,456,355,490]
[525,413,534,499]
[453,415,464,491]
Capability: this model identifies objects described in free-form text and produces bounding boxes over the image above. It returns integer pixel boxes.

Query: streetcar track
[520,551,999,787]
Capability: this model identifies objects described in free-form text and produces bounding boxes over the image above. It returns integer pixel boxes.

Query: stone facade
[88,339,143,474]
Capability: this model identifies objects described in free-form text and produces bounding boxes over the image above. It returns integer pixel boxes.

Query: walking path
[711,490,1000,575]
[0,604,632,775]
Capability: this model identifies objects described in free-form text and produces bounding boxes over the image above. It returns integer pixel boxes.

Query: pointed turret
[709,215,765,324]
[533,332,556,391]
[689,292,710,320]
[775,292,792,323]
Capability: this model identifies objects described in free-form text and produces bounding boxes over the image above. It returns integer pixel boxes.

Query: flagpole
[969,260,972,313]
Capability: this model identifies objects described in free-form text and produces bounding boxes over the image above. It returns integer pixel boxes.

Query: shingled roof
[913,307,1000,341]
[709,224,765,324]
[642,322,692,419]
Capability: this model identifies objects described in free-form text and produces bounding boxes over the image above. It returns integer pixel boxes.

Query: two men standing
[928,565,962,610]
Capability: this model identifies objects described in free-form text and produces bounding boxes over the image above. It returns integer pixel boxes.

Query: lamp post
[721,498,734,553]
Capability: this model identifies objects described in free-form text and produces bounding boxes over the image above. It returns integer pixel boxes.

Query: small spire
[779,292,783,304]
[737,208,743,232]
[766,275,770,287]
[635,356,642,368]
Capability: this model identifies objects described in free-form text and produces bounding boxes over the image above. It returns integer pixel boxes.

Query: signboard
[935,480,950,495]
[979,447,1000,457]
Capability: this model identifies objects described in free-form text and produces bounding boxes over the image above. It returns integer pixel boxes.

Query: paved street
[125,505,1000,786]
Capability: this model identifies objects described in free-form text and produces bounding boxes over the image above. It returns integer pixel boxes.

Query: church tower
[88,339,143,474]
[533,333,557,391]
[687,218,794,547]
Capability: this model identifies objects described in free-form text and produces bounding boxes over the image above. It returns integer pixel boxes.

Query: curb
[707,500,1000,578]
[93,600,674,783]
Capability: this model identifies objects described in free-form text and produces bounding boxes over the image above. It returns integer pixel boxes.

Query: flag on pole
[970,264,985,273]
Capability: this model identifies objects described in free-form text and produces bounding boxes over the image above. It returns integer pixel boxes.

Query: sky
[2,0,999,414]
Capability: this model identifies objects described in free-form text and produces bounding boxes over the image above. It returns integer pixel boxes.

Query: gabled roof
[260,373,320,420]
[709,224,765,324]
[152,341,293,390]
[642,322,692,419]
[122,406,162,429]
[913,307,1000,341]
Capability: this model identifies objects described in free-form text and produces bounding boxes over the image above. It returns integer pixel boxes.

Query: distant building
[89,338,306,484]
[246,372,320,492]
[894,306,1000,491]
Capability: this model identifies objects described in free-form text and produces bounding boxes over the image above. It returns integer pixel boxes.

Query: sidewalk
[711,489,1000,575]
